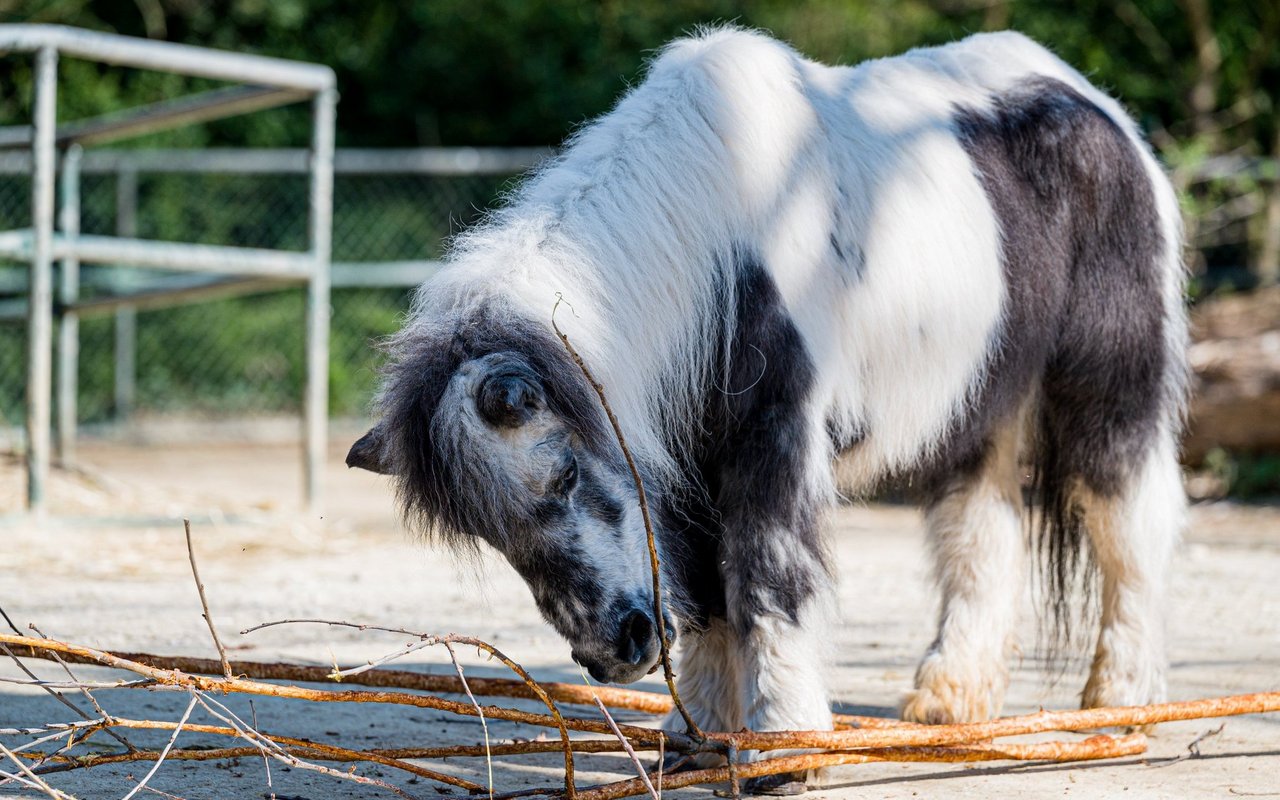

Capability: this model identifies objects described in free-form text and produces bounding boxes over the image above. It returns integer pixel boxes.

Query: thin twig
[120,693,197,800]
[125,777,191,800]
[569,735,1149,800]
[725,742,740,800]
[250,699,273,799]
[191,692,424,800]
[551,295,700,737]
[27,621,138,754]
[1149,722,1227,768]
[445,640,494,800]
[184,520,232,679]
[592,696,659,800]
[245,619,581,797]
[8,632,1280,756]
[20,638,676,714]
[656,736,664,800]
[0,741,77,800]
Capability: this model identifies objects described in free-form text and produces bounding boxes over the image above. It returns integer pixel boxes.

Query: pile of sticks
[1,529,1278,800]
[3,325,1278,799]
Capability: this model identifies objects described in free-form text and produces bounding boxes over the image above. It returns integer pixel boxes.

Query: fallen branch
[703,692,1280,753]
[568,734,1150,800]
[11,647,674,714]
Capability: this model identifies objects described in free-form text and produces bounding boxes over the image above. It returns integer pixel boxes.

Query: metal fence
[0,147,545,438]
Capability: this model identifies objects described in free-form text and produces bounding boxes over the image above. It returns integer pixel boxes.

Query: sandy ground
[1,440,1278,799]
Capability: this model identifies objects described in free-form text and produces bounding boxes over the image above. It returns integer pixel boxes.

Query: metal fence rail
[0,24,337,516]
[0,146,545,494]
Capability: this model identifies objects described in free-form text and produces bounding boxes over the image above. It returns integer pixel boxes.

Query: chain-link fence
[0,149,544,432]
[3,148,1275,436]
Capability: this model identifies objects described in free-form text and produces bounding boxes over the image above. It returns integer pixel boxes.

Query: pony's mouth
[571,610,675,684]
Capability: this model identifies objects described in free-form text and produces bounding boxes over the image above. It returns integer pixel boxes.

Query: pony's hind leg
[1076,431,1183,711]
[902,418,1026,724]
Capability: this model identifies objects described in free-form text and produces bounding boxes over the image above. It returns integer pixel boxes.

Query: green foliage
[2,1,1278,500]
[1202,448,1280,500]
[7,1,1275,156]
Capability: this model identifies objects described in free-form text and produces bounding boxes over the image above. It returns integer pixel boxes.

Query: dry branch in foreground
[4,628,1280,800]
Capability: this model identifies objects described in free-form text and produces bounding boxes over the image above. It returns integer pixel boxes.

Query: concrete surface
[1,442,1277,799]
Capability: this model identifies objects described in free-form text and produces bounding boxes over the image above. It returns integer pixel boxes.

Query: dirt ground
[1,440,1278,799]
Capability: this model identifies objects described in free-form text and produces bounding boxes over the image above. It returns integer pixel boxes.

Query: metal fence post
[56,144,81,466]
[304,87,337,517]
[26,45,58,513]
[114,166,138,421]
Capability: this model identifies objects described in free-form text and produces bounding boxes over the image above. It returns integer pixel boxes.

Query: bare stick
[656,736,664,800]
[12,637,914,725]
[0,741,77,800]
[120,694,197,800]
[445,641,494,800]
[726,742,740,800]
[124,776,191,800]
[551,297,700,736]
[191,692,423,800]
[249,700,273,797]
[184,520,232,679]
[569,734,1149,800]
[593,696,659,800]
[20,641,675,714]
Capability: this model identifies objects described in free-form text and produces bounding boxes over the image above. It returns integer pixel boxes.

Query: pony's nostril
[619,610,655,666]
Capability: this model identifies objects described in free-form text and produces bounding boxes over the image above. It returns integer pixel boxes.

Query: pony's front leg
[657,619,743,770]
[724,525,835,795]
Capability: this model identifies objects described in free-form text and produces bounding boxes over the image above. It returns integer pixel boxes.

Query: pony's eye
[553,457,579,496]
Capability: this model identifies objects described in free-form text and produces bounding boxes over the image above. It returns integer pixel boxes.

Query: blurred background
[1,0,1278,500]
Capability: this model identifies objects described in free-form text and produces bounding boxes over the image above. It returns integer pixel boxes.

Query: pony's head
[348,304,672,684]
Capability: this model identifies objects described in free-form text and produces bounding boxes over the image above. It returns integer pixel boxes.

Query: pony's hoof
[745,772,808,796]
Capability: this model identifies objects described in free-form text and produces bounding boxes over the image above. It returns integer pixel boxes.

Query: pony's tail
[1027,409,1097,673]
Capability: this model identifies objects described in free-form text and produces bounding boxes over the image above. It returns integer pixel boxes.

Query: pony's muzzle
[572,608,671,684]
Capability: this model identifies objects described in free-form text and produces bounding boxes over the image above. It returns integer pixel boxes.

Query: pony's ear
[346,425,391,474]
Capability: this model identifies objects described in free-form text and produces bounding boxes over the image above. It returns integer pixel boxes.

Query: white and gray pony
[349,27,1186,793]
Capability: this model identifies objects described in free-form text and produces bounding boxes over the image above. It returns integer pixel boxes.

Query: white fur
[415,28,1172,499]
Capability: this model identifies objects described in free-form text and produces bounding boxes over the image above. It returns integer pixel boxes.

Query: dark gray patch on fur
[577,465,625,529]
[829,232,845,262]
[668,252,829,636]
[827,416,865,453]
[938,76,1176,632]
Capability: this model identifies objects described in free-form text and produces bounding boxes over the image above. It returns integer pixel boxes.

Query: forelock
[377,301,612,547]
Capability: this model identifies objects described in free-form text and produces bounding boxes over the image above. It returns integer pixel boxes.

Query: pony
[348,27,1187,794]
